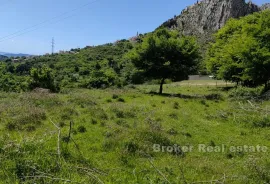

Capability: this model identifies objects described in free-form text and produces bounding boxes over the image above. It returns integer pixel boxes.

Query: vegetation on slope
[0,28,202,93]
[0,84,270,183]
[206,10,270,90]
[126,28,200,94]
[0,39,136,92]
[0,7,270,184]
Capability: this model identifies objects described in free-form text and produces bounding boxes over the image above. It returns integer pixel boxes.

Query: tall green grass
[0,84,269,183]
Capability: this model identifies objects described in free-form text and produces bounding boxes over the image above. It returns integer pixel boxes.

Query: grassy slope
[0,82,270,183]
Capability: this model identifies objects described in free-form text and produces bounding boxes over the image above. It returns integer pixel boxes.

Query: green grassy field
[0,82,269,183]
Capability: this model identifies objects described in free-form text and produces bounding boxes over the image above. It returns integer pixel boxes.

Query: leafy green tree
[126,28,200,94]
[120,61,145,85]
[6,64,15,73]
[206,10,270,90]
[15,62,32,75]
[0,38,135,92]
[30,65,59,92]
[0,73,29,92]
[83,60,120,88]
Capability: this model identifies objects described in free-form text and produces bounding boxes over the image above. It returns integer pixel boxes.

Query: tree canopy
[0,40,135,92]
[206,10,270,90]
[126,28,200,94]
[30,65,59,92]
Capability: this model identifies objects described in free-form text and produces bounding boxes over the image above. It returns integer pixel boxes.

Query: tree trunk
[159,78,165,94]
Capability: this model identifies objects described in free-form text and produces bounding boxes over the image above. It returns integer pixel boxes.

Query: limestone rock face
[160,0,262,43]
[261,3,270,11]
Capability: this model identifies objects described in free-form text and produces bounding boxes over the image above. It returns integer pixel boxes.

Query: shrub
[58,122,66,128]
[6,122,17,131]
[117,98,125,103]
[62,136,70,143]
[173,102,179,109]
[252,117,270,128]
[229,86,264,100]
[91,118,98,125]
[182,132,192,138]
[61,107,78,120]
[25,125,36,132]
[89,107,108,120]
[77,126,87,133]
[114,109,125,118]
[106,99,112,103]
[169,113,178,120]
[100,121,106,127]
[116,119,129,128]
[200,100,209,107]
[111,106,136,119]
[30,65,60,93]
[124,141,139,154]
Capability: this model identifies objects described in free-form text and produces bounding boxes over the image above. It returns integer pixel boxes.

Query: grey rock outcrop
[160,0,264,44]
[261,3,270,11]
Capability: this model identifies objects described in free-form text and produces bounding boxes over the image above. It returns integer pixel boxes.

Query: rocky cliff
[261,3,270,11]
[160,0,269,44]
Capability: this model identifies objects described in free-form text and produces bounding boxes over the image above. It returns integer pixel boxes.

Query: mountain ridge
[0,55,8,60]
[0,52,31,57]
[159,0,269,44]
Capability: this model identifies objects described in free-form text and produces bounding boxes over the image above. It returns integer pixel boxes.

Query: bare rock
[160,0,261,44]
[261,3,270,11]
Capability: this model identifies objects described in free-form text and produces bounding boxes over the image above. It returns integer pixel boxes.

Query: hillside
[0,1,270,183]
[0,52,31,57]
[0,40,136,92]
[160,0,269,44]
[0,55,7,60]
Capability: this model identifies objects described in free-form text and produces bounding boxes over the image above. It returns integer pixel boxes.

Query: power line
[0,11,85,43]
[0,0,100,41]
[0,0,101,43]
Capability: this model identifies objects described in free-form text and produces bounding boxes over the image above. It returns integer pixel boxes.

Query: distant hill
[0,52,31,57]
[0,55,8,60]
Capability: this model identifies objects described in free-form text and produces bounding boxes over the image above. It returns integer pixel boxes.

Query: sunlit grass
[0,84,269,183]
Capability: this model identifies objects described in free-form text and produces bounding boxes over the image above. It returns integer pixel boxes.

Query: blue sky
[0,0,268,55]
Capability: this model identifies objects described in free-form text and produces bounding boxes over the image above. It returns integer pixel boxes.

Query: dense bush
[206,10,270,90]
[228,86,264,100]
[0,73,29,92]
[126,28,200,94]
[0,39,136,92]
[30,65,60,92]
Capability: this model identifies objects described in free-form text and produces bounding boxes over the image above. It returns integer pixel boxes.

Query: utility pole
[51,37,55,55]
